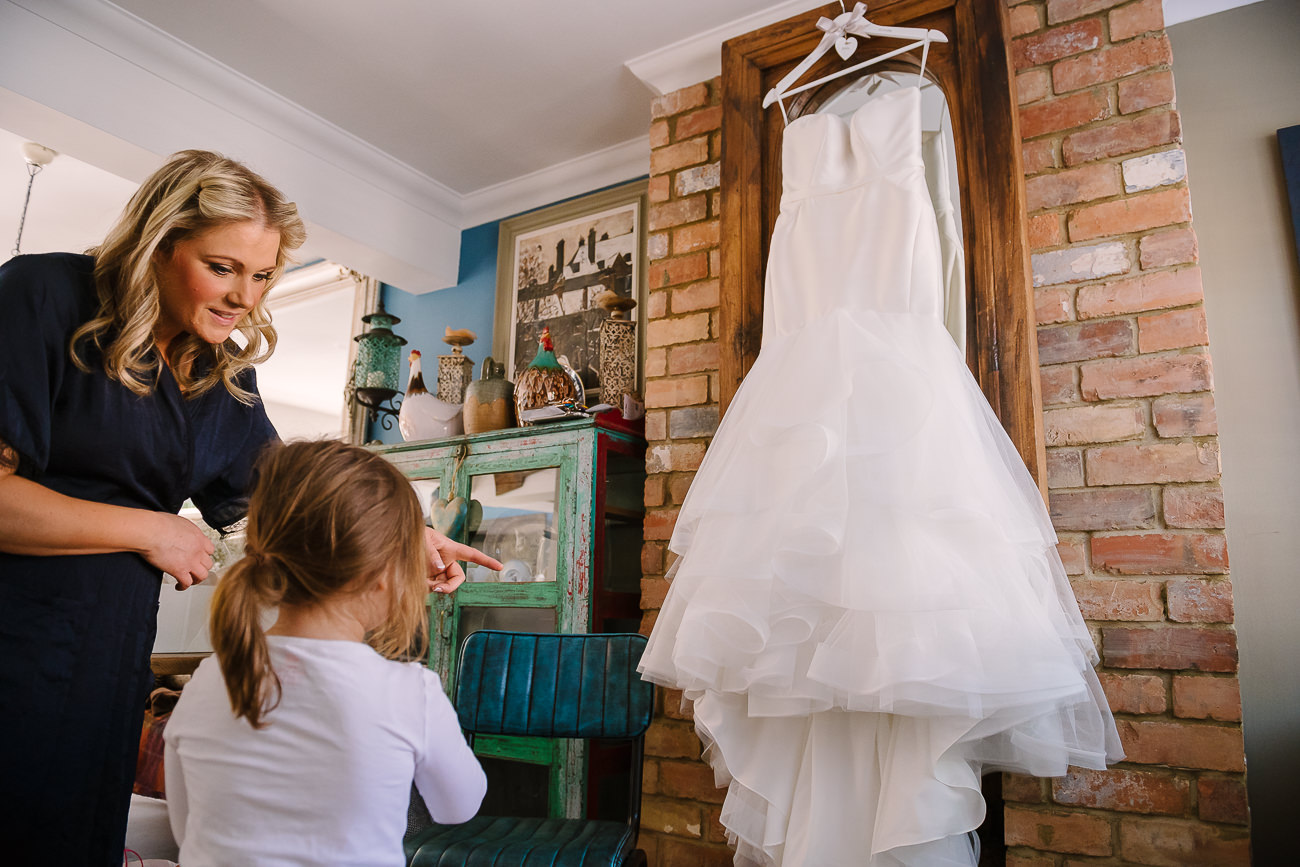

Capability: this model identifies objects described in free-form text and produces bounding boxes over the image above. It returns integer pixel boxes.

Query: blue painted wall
[370,220,500,444]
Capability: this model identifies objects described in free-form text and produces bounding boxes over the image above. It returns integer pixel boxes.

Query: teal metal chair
[405,630,654,867]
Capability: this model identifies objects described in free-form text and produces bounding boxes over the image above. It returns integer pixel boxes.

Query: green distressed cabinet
[373,416,646,820]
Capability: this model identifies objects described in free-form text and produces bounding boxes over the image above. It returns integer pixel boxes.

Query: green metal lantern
[352,301,407,426]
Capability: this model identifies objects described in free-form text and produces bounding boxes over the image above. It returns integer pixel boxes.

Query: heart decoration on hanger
[431,496,466,538]
[835,35,858,60]
[430,496,483,540]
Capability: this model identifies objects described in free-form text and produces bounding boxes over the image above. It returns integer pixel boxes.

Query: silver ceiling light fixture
[12,141,57,256]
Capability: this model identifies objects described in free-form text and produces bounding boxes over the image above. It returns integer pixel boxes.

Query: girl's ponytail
[210,553,282,728]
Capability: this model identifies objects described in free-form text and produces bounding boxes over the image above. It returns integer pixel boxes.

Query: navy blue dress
[0,253,278,864]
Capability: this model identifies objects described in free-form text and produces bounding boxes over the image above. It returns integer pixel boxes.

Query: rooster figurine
[514,327,580,425]
[398,350,464,441]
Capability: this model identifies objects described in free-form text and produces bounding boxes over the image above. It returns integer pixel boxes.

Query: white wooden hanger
[762,2,948,124]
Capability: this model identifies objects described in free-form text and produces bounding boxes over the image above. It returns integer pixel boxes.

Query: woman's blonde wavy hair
[210,439,429,728]
[72,149,306,403]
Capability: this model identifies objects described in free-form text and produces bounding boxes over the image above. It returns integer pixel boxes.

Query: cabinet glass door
[450,456,568,673]
[449,448,576,818]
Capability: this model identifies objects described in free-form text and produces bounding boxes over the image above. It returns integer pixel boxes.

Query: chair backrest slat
[455,631,653,739]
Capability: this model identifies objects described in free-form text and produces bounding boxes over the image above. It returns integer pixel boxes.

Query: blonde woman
[164,439,488,866]
[0,150,494,864]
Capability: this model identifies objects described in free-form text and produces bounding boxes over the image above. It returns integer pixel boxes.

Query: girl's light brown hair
[210,439,428,728]
[73,149,307,403]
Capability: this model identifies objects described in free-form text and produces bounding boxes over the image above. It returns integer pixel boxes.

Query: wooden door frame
[719,0,1047,487]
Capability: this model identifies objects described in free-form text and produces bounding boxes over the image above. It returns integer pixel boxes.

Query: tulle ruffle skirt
[639,309,1123,866]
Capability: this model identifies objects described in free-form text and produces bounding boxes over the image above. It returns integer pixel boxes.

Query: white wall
[1169,3,1300,860]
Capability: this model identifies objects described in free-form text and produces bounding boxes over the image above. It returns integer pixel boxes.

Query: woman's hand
[143,513,216,590]
[424,526,504,594]
[0,459,214,577]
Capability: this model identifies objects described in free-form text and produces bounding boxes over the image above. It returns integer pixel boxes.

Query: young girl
[164,439,492,866]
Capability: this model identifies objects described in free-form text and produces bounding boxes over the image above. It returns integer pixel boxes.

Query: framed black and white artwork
[493,180,648,399]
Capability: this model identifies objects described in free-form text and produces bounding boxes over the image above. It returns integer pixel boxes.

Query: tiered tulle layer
[638,308,1123,866]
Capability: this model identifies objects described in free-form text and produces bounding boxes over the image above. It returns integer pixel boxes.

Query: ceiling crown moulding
[33,0,464,226]
[460,135,651,230]
[624,0,814,95]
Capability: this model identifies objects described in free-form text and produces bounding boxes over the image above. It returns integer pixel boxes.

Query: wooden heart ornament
[431,496,483,539]
[431,496,467,538]
[835,34,857,60]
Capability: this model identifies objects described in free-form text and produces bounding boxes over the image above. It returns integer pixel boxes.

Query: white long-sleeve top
[164,635,486,867]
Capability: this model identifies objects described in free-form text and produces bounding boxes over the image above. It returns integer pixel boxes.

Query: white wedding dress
[638,85,1123,866]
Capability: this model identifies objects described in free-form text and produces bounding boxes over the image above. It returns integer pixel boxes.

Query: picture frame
[1278,124,1300,266]
[493,180,648,401]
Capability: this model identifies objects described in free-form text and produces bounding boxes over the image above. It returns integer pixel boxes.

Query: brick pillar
[639,1,1250,863]
[1006,0,1249,863]
[639,78,732,865]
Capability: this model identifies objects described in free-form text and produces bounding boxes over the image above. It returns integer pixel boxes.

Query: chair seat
[406,815,636,867]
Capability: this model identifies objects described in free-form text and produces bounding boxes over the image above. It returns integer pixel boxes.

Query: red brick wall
[638,2,1250,863]
[639,78,732,866]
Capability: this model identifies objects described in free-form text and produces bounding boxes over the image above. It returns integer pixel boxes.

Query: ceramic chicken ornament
[398,349,464,441]
[514,327,579,425]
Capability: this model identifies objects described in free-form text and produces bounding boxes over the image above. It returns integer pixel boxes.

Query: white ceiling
[0,0,821,291]
[0,0,1264,293]
[110,0,760,195]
